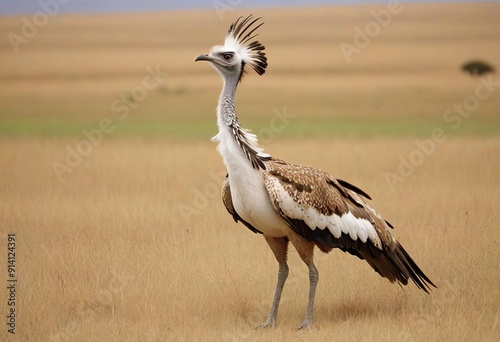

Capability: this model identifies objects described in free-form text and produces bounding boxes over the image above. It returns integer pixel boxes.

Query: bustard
[195,15,436,329]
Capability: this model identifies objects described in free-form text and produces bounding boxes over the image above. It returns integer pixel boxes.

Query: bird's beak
[195,54,213,62]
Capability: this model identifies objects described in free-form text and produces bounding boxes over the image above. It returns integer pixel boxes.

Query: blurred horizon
[0,0,497,16]
[1,1,499,139]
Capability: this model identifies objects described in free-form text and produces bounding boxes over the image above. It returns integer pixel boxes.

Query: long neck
[214,76,270,170]
[217,76,239,129]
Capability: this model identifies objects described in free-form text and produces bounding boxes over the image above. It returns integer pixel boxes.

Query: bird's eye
[223,53,233,60]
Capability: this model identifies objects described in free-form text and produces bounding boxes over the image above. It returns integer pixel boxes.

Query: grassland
[2,137,500,341]
[1,2,500,341]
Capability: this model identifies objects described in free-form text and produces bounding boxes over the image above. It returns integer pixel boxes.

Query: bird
[195,15,436,330]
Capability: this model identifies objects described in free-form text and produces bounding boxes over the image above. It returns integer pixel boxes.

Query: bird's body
[214,79,290,238]
[196,15,435,329]
[229,169,290,238]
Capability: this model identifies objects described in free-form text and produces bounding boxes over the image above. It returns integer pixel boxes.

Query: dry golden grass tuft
[1,137,499,341]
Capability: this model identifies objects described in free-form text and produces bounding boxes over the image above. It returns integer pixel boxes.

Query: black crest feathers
[225,15,268,75]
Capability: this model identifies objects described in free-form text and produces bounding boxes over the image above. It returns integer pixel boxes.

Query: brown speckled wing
[263,159,435,292]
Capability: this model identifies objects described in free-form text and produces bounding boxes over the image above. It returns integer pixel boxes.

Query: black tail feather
[394,242,437,293]
[360,241,437,293]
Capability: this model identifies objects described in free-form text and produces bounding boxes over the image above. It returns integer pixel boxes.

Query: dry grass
[0,2,499,124]
[1,2,500,341]
[1,137,499,341]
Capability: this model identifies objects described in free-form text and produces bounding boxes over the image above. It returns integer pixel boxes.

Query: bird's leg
[299,263,318,330]
[257,236,289,329]
[289,233,318,330]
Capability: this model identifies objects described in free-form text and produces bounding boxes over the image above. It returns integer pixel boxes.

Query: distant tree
[462,60,495,76]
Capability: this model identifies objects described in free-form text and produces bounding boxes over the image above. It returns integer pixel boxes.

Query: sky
[0,0,497,16]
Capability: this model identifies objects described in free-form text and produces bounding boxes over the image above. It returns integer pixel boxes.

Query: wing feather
[263,159,436,292]
[264,159,386,250]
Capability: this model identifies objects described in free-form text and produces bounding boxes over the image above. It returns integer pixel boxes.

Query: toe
[297,319,313,330]
[255,318,276,329]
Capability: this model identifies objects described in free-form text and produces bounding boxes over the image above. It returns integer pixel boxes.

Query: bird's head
[195,15,268,82]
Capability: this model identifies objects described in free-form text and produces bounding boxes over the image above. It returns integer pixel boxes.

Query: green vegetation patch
[1,118,498,139]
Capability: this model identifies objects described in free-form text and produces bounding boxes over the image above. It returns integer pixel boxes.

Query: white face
[195,46,243,78]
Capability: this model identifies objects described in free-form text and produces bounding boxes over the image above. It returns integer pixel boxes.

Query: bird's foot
[255,317,276,329]
[297,318,313,330]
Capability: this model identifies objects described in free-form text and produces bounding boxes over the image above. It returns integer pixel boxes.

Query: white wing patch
[271,178,382,249]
